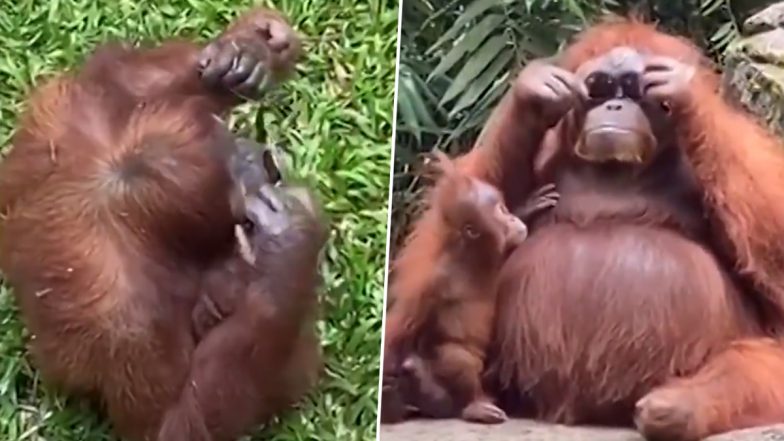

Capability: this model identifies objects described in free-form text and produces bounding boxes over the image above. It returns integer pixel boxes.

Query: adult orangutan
[0,6,327,441]
[385,18,784,441]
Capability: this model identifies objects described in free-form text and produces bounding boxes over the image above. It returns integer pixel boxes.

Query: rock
[378,420,784,441]
[707,425,784,441]
[722,28,784,137]
[745,2,784,33]
[728,28,784,63]
[378,419,642,441]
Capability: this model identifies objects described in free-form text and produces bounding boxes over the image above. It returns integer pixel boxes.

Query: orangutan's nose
[604,100,625,111]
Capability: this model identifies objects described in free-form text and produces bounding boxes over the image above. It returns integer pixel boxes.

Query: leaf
[445,73,509,145]
[564,0,587,22]
[449,47,514,117]
[710,21,734,42]
[426,0,505,54]
[518,21,564,58]
[700,0,726,16]
[396,96,422,142]
[405,0,433,17]
[407,83,440,129]
[427,13,505,81]
[405,64,443,116]
[397,71,440,143]
[439,34,508,107]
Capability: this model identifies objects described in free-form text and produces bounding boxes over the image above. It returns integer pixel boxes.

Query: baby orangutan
[162,140,327,441]
[382,152,558,424]
[191,139,292,339]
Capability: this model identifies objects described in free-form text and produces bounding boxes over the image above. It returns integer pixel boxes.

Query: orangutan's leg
[635,338,784,441]
[431,343,507,424]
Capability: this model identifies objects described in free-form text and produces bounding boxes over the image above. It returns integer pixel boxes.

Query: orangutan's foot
[635,388,700,441]
[461,400,508,424]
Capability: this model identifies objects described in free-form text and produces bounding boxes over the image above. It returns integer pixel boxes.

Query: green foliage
[391,0,749,249]
[0,0,396,440]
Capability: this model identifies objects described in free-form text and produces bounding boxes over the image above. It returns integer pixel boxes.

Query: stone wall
[722,1,784,136]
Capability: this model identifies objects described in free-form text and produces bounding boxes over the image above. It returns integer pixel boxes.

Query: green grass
[0,0,396,440]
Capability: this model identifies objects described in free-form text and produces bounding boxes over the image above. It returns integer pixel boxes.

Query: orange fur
[638,339,784,439]
[384,157,511,421]
[385,155,556,423]
[0,8,309,441]
[558,19,784,320]
[384,166,474,361]
[387,18,784,440]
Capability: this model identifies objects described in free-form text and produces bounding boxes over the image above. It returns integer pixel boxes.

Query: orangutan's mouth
[583,125,646,141]
[577,126,654,164]
[587,125,636,133]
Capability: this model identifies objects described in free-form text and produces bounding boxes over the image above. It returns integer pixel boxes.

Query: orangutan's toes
[635,390,699,441]
[461,400,508,424]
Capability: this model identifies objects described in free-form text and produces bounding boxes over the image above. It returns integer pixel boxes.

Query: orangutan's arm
[387,89,544,356]
[388,60,586,365]
[676,76,784,321]
[455,90,549,206]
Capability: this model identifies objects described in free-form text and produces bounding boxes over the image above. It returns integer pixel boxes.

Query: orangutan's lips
[578,125,651,164]
[585,125,636,135]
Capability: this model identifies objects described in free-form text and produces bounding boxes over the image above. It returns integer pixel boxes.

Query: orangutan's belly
[493,223,755,423]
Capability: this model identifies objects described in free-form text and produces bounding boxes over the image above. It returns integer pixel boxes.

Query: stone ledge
[745,2,784,33]
[378,420,784,441]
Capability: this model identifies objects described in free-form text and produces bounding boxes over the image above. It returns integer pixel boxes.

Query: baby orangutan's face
[387,354,458,420]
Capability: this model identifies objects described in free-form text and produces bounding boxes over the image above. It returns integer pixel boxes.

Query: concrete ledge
[378,420,784,441]
[379,419,641,441]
